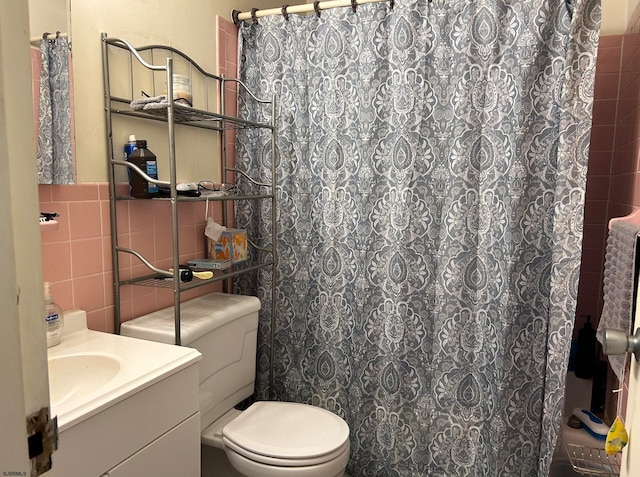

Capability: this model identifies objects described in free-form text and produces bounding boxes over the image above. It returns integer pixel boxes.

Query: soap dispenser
[44,282,63,347]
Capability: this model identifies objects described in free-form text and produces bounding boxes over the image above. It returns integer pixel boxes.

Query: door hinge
[26,407,57,477]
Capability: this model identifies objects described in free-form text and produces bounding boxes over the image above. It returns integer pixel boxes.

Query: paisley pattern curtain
[235,0,600,475]
[37,37,74,184]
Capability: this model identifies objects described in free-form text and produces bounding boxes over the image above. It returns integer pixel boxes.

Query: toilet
[121,293,350,477]
[549,372,605,477]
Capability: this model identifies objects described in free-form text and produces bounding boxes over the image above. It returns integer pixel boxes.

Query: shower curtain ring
[232,9,241,25]
[313,0,321,17]
[281,4,290,21]
[351,0,357,13]
[55,31,60,39]
[389,0,395,9]
[250,8,260,24]
[42,31,50,40]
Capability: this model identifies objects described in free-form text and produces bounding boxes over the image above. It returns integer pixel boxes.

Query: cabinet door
[107,414,200,477]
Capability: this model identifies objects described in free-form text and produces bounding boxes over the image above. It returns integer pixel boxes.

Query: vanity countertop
[48,310,201,431]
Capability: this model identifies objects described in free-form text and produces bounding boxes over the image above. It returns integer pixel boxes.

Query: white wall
[69,0,299,183]
[601,0,629,35]
[28,0,69,37]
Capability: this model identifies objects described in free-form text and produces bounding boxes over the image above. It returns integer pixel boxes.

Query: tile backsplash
[39,183,222,332]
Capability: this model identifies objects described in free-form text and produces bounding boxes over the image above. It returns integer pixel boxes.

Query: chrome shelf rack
[101,34,276,347]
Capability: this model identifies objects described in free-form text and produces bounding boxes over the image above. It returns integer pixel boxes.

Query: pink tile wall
[217,15,239,182]
[575,35,622,326]
[40,183,223,332]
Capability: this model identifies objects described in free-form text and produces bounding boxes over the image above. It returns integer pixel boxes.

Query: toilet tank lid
[120,293,260,345]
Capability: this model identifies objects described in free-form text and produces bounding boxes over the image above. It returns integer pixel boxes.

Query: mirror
[28,0,75,184]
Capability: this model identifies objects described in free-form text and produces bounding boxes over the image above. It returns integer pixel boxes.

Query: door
[620,287,640,476]
[0,1,53,476]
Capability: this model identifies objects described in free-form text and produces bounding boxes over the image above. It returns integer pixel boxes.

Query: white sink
[46,310,202,477]
[48,353,122,408]
[47,310,201,432]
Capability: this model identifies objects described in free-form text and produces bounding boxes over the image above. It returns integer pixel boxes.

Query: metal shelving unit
[101,34,276,346]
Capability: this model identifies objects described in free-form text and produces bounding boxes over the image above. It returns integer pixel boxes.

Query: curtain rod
[30,32,68,46]
[232,0,390,23]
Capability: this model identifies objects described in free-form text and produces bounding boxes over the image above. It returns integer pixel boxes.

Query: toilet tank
[120,293,261,431]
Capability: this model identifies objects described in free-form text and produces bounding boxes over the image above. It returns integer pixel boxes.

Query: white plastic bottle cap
[128,134,136,142]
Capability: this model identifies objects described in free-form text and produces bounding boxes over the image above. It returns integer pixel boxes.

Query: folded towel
[130,94,168,111]
[130,94,192,111]
[597,220,640,382]
[143,99,171,111]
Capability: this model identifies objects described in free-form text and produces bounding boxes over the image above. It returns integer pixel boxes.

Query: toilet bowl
[204,402,350,477]
[122,293,350,477]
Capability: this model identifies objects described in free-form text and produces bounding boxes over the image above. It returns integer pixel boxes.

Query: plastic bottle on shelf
[44,282,64,348]
[128,139,159,198]
[124,134,137,182]
[124,134,137,161]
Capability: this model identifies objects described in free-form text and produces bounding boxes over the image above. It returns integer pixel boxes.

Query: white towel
[130,94,168,111]
[597,220,640,382]
[130,94,191,111]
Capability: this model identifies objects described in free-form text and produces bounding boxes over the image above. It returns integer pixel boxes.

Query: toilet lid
[222,401,350,466]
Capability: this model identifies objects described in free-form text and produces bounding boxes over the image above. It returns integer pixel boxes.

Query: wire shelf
[566,444,621,476]
[109,97,272,131]
[119,260,273,291]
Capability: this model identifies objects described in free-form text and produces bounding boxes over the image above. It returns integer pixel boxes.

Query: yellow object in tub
[605,416,628,455]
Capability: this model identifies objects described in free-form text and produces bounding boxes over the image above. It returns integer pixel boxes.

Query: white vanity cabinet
[51,362,200,477]
[104,413,200,477]
[46,311,202,477]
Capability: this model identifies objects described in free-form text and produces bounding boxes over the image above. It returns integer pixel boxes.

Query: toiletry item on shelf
[124,134,137,161]
[128,140,159,198]
[187,258,232,270]
[207,229,248,263]
[44,282,63,347]
[124,134,136,182]
[167,268,214,282]
[171,74,192,106]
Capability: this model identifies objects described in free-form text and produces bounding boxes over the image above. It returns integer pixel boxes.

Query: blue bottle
[124,134,137,161]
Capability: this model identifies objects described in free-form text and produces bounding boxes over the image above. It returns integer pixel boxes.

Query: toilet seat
[222,401,350,467]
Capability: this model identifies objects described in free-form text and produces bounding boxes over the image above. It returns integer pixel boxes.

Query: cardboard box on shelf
[207,229,248,263]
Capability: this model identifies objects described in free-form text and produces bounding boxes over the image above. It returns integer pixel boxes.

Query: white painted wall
[28,0,69,38]
[601,0,629,35]
[69,0,301,183]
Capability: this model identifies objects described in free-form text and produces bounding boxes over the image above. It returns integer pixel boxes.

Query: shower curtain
[235,0,600,475]
[37,37,74,184]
